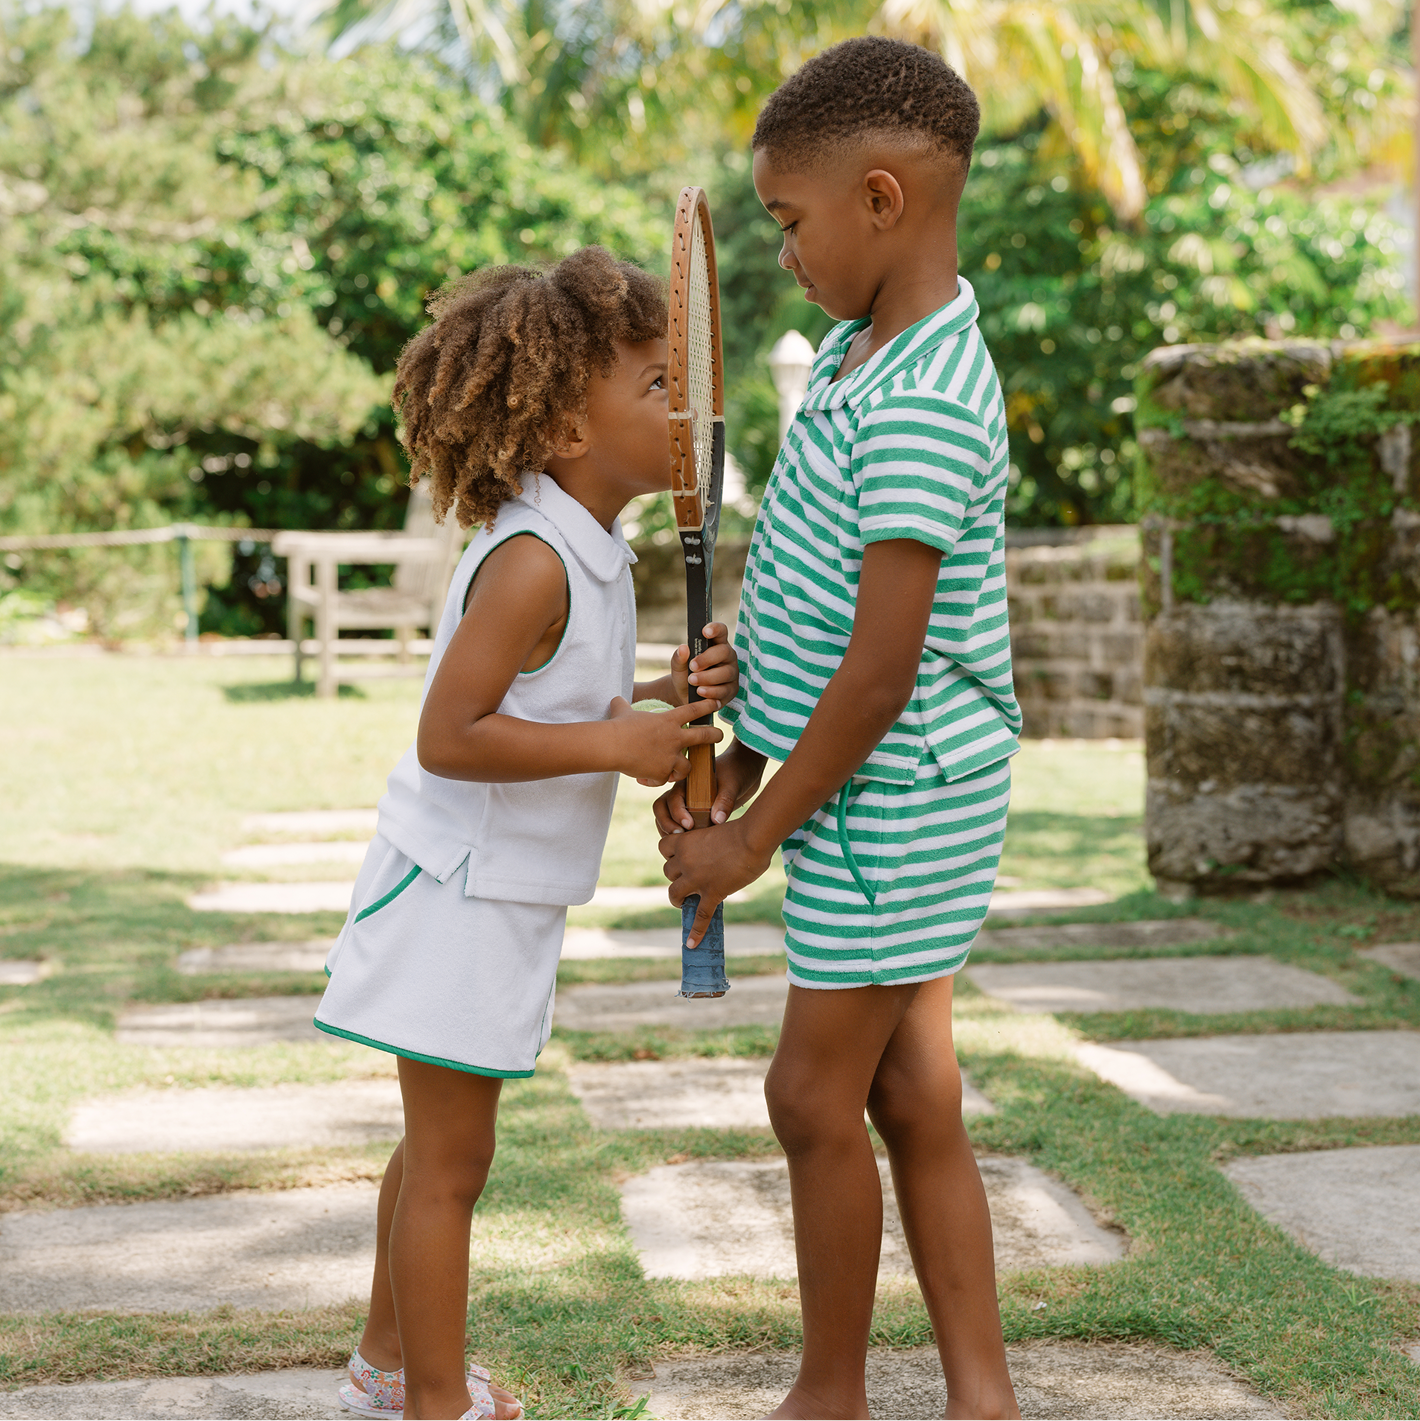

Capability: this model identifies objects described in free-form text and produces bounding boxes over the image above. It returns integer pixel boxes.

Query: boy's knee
[765,1065,860,1154]
[868,1059,962,1144]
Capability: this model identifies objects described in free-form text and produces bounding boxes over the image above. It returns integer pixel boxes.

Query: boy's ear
[862,168,905,230]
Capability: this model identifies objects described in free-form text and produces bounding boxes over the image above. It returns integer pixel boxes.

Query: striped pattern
[724,277,1022,786]
[781,757,1012,987]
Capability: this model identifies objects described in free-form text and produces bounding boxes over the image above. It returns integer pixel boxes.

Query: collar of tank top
[513,473,637,581]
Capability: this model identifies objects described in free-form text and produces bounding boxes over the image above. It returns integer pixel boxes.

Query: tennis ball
[632,699,673,712]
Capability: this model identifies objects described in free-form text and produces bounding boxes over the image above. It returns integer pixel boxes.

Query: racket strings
[687,213,715,504]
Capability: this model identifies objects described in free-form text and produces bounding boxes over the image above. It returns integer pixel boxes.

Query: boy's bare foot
[767,1384,869,1419]
[946,1384,1020,1419]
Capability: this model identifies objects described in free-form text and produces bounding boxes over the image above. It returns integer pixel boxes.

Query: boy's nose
[778,246,796,271]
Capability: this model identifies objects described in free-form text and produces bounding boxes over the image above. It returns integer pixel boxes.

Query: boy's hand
[607,696,722,784]
[658,817,772,947]
[654,737,765,831]
[676,622,738,707]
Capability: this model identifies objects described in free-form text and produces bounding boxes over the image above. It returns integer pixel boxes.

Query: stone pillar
[1136,337,1420,897]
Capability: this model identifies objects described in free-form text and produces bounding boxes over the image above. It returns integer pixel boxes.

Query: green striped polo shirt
[723,278,1022,785]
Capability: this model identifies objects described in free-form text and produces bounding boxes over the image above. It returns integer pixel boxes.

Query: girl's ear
[550,412,591,461]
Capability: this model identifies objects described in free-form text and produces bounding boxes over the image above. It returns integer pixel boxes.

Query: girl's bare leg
[356,1138,407,1372]
[353,1133,523,1418]
[763,982,921,1420]
[391,1056,503,1421]
[868,976,1019,1421]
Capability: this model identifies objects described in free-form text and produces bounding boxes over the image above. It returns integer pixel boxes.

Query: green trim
[312,1018,535,1078]
[835,783,877,907]
[354,865,421,923]
[464,530,570,675]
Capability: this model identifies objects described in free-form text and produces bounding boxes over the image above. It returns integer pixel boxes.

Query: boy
[656,36,1022,1421]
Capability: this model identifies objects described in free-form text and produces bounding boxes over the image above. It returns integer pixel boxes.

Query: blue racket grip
[679,896,728,998]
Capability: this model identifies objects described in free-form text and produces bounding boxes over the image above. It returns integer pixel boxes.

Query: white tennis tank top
[375,477,637,905]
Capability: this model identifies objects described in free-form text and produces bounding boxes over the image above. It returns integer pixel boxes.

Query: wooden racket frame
[667,186,726,830]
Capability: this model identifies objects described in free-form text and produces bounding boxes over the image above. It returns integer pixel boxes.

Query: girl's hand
[677,622,739,707]
[659,817,772,948]
[654,737,765,831]
[606,695,722,784]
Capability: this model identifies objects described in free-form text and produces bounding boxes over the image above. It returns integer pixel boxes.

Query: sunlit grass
[4,660,1420,1416]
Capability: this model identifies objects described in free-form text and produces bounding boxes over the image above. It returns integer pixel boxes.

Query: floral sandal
[338,1348,523,1420]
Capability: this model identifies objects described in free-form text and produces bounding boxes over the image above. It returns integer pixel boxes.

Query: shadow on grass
[0,864,346,1026]
[221,681,366,703]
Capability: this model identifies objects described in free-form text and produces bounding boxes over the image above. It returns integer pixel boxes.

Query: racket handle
[679,896,728,998]
[686,745,715,827]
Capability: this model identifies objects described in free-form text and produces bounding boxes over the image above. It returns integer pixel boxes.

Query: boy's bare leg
[391,1056,503,1421]
[868,975,1019,1420]
[764,981,921,1420]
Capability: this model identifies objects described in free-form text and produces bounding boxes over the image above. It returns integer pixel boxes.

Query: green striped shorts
[780,756,1012,988]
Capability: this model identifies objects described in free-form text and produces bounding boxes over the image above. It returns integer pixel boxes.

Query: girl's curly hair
[392,246,667,528]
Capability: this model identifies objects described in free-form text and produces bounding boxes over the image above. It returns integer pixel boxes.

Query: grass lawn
[1,652,1419,1417]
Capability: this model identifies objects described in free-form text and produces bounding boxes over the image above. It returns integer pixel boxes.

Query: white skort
[314,834,566,1077]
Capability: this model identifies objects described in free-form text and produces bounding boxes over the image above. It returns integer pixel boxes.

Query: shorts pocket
[354,863,421,923]
[834,782,878,908]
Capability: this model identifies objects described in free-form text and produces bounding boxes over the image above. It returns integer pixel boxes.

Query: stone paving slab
[0,959,45,985]
[985,887,1112,917]
[221,841,370,868]
[554,975,788,1033]
[582,885,753,908]
[66,1081,403,1154]
[239,809,376,836]
[176,927,785,973]
[1077,1030,1420,1118]
[176,942,333,975]
[0,1183,378,1313]
[561,925,786,959]
[967,955,1354,1016]
[632,1342,1285,1419]
[1358,941,1420,980]
[186,880,1114,918]
[187,882,749,916]
[1223,1145,1420,1282]
[0,1369,348,1420]
[567,1057,994,1131]
[974,917,1229,952]
[620,1156,1123,1280]
[115,996,328,1047]
[188,882,354,915]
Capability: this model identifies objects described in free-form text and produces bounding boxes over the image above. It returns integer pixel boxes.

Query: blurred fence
[0,525,281,642]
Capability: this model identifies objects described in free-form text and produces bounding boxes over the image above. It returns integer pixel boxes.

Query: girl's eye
[650,375,665,390]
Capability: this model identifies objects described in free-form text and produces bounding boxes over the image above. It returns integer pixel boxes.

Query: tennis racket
[668,185,729,1000]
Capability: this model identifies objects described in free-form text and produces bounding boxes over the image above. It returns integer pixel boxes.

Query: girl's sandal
[339,1349,523,1420]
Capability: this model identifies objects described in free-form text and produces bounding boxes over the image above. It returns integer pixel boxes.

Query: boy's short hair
[752,36,979,174]
[393,247,666,528]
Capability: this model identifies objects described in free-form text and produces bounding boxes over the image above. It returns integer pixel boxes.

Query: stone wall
[632,528,1146,742]
[1006,527,1143,739]
[630,540,752,648]
[1136,337,1420,897]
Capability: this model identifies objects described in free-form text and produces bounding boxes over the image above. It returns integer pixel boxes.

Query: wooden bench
[274,484,466,698]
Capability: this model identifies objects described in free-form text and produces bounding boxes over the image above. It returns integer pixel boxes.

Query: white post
[768,330,816,443]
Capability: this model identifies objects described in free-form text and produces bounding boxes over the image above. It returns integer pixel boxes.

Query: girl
[315,246,737,1421]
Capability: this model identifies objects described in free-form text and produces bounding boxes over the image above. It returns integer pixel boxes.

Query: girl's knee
[402,1139,496,1205]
